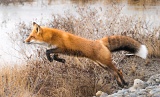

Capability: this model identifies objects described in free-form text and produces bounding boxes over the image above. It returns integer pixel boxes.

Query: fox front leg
[46,49,66,63]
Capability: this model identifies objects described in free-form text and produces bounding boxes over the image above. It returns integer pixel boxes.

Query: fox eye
[30,36,35,39]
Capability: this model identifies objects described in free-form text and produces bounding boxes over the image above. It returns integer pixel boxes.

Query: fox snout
[23,40,31,44]
[23,39,31,44]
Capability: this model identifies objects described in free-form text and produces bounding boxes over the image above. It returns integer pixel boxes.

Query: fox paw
[60,59,66,63]
[53,55,66,63]
[55,58,66,63]
[48,57,53,62]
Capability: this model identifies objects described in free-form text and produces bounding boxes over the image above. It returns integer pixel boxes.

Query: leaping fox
[24,22,148,87]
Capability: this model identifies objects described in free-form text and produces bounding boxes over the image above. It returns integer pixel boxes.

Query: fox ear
[33,22,41,34]
[36,25,40,33]
[33,22,36,26]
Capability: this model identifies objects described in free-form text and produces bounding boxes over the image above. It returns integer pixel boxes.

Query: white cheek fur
[29,40,57,49]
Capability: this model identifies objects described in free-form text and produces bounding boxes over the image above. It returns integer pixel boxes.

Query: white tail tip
[136,45,148,59]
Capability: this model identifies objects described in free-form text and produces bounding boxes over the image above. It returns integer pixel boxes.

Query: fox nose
[23,40,30,44]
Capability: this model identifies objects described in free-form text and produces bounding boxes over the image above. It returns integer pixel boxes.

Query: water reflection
[0,0,34,6]
[1,0,160,7]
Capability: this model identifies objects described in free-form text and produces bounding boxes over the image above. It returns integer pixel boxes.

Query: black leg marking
[46,49,65,63]
[46,49,53,62]
[118,69,128,86]
[53,54,66,63]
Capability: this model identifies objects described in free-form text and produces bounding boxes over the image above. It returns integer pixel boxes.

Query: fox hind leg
[107,63,128,87]
[97,62,128,88]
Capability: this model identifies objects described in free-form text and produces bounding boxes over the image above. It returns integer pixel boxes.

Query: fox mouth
[23,41,32,44]
[25,42,45,45]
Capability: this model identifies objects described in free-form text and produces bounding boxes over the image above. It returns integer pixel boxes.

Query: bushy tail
[100,35,148,59]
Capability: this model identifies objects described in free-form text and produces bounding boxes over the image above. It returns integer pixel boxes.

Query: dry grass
[1,5,160,97]
[0,54,110,97]
[0,65,31,97]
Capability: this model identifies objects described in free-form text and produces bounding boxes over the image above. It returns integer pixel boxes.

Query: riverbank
[96,74,160,97]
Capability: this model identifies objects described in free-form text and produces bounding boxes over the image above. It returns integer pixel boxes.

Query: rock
[129,79,148,92]
[129,92,137,97]
[146,85,158,91]
[147,74,160,85]
[116,89,129,96]
[108,93,123,97]
[152,92,160,97]
[137,89,147,95]
[100,92,108,97]
[149,87,160,96]
[96,91,103,97]
[96,91,108,97]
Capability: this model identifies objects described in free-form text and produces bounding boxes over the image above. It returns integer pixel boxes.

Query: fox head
[24,22,45,45]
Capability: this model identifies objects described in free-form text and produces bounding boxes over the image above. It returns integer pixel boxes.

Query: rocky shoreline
[95,74,160,97]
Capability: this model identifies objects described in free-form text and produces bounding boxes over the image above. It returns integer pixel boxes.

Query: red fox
[24,22,148,87]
